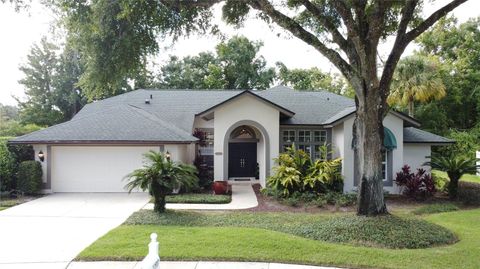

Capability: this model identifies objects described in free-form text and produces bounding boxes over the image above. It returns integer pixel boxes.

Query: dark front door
[228,142,257,178]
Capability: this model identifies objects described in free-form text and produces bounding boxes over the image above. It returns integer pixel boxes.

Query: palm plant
[424,155,479,199]
[388,55,446,117]
[124,151,198,213]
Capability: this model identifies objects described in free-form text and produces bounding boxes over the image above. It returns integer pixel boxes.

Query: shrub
[16,160,42,194]
[284,196,300,207]
[412,203,459,215]
[458,181,480,205]
[268,145,343,196]
[0,141,15,191]
[395,165,435,200]
[314,197,328,207]
[431,170,449,192]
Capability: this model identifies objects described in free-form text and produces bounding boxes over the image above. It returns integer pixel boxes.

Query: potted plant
[213,181,229,195]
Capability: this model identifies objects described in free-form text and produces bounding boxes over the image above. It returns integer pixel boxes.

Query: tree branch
[248,0,357,82]
[405,0,468,42]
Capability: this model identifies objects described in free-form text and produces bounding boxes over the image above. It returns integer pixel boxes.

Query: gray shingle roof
[10,85,450,144]
[403,127,454,144]
[11,105,198,143]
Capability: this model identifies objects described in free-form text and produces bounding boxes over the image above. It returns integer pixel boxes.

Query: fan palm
[124,151,198,213]
[424,155,479,199]
[388,55,446,117]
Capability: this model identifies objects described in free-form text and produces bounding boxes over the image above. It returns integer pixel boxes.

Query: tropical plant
[124,151,198,213]
[268,145,342,196]
[394,165,436,200]
[388,55,446,117]
[424,155,479,199]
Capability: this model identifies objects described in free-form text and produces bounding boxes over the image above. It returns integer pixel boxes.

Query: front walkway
[143,182,258,210]
[0,193,149,269]
[68,261,343,269]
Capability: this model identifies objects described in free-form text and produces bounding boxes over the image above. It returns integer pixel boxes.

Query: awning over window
[351,127,397,150]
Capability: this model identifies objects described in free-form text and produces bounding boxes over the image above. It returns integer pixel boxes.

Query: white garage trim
[50,146,161,192]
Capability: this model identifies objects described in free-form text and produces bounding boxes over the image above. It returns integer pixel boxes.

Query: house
[9,85,453,193]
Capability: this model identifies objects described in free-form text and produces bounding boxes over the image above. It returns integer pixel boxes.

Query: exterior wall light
[38,151,45,162]
[165,151,171,161]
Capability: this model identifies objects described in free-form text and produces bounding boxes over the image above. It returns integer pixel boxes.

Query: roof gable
[196,90,295,120]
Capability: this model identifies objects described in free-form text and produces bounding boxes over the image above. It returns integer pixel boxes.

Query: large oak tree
[57,0,468,215]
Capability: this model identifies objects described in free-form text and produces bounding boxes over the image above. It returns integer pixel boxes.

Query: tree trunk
[355,89,389,216]
[447,173,460,200]
[408,99,414,117]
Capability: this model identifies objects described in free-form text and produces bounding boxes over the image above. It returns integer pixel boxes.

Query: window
[298,130,311,142]
[313,145,325,160]
[381,151,387,181]
[282,130,295,143]
[313,130,327,143]
[298,144,312,156]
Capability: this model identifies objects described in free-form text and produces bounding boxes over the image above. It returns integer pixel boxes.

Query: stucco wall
[403,144,431,172]
[212,94,280,186]
[342,113,404,194]
[33,144,48,188]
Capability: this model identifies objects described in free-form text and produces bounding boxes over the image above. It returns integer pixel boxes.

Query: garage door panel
[51,146,158,192]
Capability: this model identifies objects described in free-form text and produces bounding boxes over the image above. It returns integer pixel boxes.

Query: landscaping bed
[0,196,38,211]
[165,193,231,204]
[76,208,480,269]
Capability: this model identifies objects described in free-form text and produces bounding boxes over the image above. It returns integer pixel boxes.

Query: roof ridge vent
[145,99,150,104]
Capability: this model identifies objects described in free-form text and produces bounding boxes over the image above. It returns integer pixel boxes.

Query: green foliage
[165,194,231,204]
[17,37,86,126]
[412,203,459,215]
[0,120,42,137]
[458,182,480,206]
[16,160,42,194]
[0,140,15,191]
[268,145,342,196]
[431,170,449,192]
[124,151,198,212]
[388,55,446,117]
[276,63,354,97]
[123,210,455,249]
[415,17,480,134]
[158,36,276,90]
[425,155,479,199]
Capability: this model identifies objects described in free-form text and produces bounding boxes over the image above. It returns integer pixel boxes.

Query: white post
[477,151,480,176]
[136,233,160,269]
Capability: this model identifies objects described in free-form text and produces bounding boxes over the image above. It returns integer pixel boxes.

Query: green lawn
[77,209,480,268]
[433,170,480,184]
[165,193,231,204]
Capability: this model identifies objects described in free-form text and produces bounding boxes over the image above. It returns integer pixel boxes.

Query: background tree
[415,16,480,133]
[16,37,86,126]
[388,55,446,117]
[158,36,275,90]
[56,0,468,216]
[276,63,354,97]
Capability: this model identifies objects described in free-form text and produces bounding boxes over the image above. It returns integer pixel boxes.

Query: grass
[76,209,480,269]
[413,203,459,215]
[124,210,455,249]
[433,170,480,184]
[165,193,231,204]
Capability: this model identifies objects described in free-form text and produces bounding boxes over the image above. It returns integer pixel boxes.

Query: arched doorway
[228,125,258,179]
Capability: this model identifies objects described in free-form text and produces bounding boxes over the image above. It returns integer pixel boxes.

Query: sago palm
[124,151,198,213]
[424,155,479,199]
[388,55,446,117]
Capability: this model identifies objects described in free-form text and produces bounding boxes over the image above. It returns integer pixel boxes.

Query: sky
[0,1,479,106]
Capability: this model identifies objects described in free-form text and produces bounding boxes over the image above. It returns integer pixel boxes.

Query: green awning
[351,127,397,150]
[383,127,397,150]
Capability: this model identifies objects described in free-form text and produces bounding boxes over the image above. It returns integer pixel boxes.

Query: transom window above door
[230,125,256,140]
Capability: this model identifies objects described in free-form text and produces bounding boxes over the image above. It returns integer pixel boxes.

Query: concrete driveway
[0,193,149,269]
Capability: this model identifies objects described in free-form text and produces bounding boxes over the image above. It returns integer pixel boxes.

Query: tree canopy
[52,0,467,216]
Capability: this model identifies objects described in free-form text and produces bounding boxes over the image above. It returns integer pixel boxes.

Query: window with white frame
[298,130,312,142]
[282,130,295,143]
[313,130,327,143]
[381,151,387,181]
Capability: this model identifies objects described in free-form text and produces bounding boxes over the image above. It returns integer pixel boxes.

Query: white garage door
[51,146,160,192]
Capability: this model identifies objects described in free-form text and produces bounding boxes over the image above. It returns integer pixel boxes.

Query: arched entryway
[222,120,270,185]
[228,125,258,179]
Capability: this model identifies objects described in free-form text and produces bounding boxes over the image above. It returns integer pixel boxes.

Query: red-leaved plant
[395,165,435,200]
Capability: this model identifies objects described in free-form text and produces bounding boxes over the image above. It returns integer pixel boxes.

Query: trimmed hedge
[0,139,15,191]
[458,181,480,205]
[16,160,42,194]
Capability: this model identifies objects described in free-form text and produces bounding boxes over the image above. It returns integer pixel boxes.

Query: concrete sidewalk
[143,182,258,210]
[68,261,343,269]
